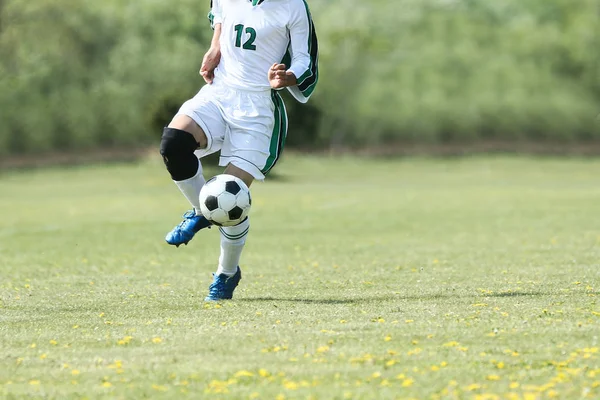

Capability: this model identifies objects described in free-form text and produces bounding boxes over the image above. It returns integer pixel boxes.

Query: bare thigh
[169,115,209,149]
[224,163,254,188]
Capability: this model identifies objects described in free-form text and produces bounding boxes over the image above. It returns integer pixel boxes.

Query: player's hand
[200,46,221,84]
[268,64,297,89]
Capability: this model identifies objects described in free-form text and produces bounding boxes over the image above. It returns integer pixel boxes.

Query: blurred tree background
[0,0,598,157]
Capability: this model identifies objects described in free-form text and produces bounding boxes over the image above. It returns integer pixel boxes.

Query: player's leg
[203,163,252,301]
[205,90,286,301]
[160,116,212,246]
[160,87,226,246]
[203,164,253,301]
[162,115,208,212]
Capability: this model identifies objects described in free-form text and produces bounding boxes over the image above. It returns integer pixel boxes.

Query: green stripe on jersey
[207,11,215,29]
[296,0,313,86]
[281,47,292,69]
[295,0,319,97]
[262,91,288,175]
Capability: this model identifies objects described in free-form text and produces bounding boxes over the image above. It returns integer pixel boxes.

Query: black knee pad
[160,127,200,181]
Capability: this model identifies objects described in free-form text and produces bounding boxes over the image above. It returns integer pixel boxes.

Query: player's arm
[269,0,319,103]
[201,0,223,84]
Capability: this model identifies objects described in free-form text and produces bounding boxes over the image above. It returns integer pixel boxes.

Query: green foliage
[0,0,209,156]
[0,0,598,155]
[313,0,600,146]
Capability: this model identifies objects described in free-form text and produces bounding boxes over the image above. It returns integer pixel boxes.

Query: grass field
[1,154,599,400]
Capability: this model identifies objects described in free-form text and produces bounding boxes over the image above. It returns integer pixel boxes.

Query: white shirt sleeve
[208,0,223,29]
[286,0,319,103]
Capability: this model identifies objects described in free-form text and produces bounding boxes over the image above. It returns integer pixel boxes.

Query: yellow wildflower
[283,380,298,390]
[317,346,330,353]
[402,378,414,387]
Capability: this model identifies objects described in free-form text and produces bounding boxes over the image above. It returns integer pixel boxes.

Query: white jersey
[208,0,318,103]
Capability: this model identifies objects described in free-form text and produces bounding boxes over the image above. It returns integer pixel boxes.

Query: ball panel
[236,192,250,209]
[225,181,241,195]
[228,206,243,221]
[207,180,226,196]
[204,195,219,212]
[240,207,249,220]
[218,192,236,211]
[209,208,228,225]
[222,174,249,191]
[199,178,225,202]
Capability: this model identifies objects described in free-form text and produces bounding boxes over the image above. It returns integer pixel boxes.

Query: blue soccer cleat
[165,210,212,247]
[205,266,242,301]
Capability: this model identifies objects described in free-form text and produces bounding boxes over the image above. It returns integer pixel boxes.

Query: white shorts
[176,81,288,180]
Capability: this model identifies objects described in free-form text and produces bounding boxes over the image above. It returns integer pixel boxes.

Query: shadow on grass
[393,291,552,301]
[242,291,553,304]
[241,295,398,304]
[487,291,550,298]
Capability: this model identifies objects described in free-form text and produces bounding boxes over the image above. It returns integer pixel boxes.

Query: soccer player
[159,0,318,301]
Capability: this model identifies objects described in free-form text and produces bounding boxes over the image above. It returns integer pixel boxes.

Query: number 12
[234,24,257,51]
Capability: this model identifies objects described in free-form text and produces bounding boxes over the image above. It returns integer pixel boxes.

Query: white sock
[216,218,250,276]
[174,162,205,215]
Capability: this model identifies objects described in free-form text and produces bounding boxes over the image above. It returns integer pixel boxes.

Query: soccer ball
[199,174,251,226]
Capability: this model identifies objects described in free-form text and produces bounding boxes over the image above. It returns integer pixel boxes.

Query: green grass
[1,155,599,400]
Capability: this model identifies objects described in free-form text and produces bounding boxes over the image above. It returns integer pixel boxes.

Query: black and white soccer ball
[199,174,251,226]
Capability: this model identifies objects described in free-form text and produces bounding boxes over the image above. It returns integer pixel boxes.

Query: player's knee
[160,127,200,181]
[160,127,198,157]
[168,115,208,148]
